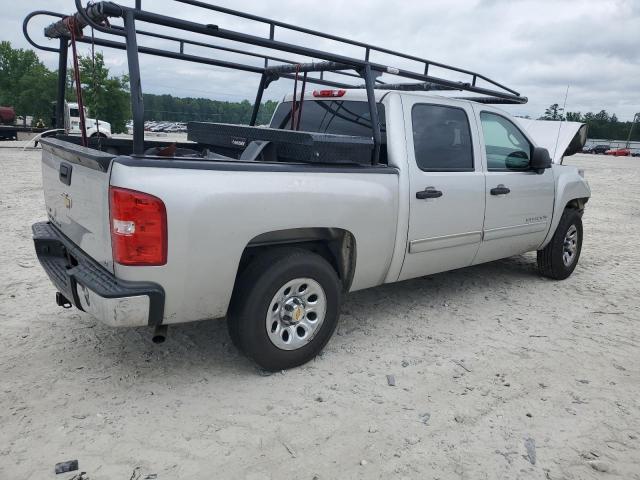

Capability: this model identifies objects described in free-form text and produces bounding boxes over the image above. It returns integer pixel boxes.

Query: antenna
[626,112,639,149]
[553,85,570,162]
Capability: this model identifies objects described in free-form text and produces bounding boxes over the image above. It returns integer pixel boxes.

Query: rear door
[471,108,555,264]
[398,98,485,281]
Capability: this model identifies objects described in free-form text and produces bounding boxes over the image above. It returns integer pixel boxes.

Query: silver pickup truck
[33,89,590,370]
[28,2,590,370]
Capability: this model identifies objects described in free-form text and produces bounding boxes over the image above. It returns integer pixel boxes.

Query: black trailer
[24,0,528,165]
[0,125,51,141]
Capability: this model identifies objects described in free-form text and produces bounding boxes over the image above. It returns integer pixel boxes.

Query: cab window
[270,100,386,138]
[480,112,532,171]
[270,100,388,163]
[411,104,474,171]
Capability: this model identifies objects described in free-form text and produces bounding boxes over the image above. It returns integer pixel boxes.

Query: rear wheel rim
[265,278,327,351]
[562,224,579,267]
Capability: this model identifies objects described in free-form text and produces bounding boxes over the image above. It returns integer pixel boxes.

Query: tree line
[0,41,57,124]
[0,41,130,131]
[538,103,639,141]
[142,95,278,126]
[0,41,276,132]
[1,41,637,139]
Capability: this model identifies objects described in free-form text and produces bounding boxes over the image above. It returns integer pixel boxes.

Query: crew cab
[33,90,590,370]
[28,1,590,371]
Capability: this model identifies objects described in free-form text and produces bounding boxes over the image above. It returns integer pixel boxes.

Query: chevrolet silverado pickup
[27,2,590,370]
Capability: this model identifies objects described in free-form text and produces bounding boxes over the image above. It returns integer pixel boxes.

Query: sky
[5,0,640,120]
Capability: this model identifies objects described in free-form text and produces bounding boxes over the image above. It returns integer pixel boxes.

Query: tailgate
[40,138,115,272]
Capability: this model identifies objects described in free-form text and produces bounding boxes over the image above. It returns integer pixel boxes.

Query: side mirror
[530,146,552,172]
[505,151,530,171]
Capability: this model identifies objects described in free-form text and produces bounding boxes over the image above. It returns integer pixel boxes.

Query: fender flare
[539,168,590,249]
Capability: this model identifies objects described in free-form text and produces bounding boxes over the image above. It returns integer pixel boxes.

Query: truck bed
[38,136,399,325]
[53,121,379,166]
[188,122,375,165]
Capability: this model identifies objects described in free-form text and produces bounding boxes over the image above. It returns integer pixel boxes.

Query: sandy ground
[0,144,639,480]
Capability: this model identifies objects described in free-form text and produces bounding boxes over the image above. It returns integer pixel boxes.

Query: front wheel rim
[265,278,327,351]
[562,224,579,267]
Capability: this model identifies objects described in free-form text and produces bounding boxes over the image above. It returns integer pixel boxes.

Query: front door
[399,98,486,281]
[472,108,555,264]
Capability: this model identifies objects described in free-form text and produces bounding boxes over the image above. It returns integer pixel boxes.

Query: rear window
[270,100,386,139]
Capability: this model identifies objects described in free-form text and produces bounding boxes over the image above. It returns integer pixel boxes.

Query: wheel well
[91,132,107,138]
[236,228,356,292]
[566,197,589,212]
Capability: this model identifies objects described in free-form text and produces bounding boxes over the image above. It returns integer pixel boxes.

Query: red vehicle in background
[0,106,18,139]
[0,106,16,125]
[605,148,631,156]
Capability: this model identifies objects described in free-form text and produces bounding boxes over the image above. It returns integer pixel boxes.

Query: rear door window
[411,104,474,171]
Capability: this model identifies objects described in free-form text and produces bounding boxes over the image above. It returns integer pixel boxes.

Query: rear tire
[537,208,583,280]
[228,249,341,371]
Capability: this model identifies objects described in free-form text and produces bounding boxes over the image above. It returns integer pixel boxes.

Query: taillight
[312,89,346,98]
[109,186,167,266]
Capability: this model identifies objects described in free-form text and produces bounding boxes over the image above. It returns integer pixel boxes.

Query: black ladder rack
[24,0,528,163]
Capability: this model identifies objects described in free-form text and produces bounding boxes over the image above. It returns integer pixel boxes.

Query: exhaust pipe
[152,324,168,344]
[56,292,72,309]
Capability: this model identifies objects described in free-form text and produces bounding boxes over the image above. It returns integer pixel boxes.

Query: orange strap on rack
[289,64,301,131]
[296,72,308,131]
[64,16,88,147]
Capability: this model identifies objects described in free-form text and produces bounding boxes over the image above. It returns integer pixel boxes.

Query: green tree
[0,41,57,124]
[141,93,278,125]
[539,103,565,121]
[594,110,609,122]
[540,105,640,141]
[565,112,582,122]
[68,52,130,133]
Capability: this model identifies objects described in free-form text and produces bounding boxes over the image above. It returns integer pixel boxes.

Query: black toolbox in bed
[187,122,374,165]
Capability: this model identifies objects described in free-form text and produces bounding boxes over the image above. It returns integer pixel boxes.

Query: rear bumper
[32,222,165,327]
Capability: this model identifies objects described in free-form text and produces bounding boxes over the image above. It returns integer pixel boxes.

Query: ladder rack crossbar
[24,0,528,162]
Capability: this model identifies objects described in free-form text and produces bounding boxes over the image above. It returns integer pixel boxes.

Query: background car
[605,148,631,156]
[587,144,611,154]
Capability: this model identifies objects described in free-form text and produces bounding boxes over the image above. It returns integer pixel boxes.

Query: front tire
[537,209,583,280]
[228,249,341,371]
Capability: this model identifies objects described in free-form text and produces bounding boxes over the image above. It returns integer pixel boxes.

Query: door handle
[490,185,510,196]
[416,188,443,199]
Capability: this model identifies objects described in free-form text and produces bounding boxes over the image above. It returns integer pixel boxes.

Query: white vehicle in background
[65,102,112,138]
